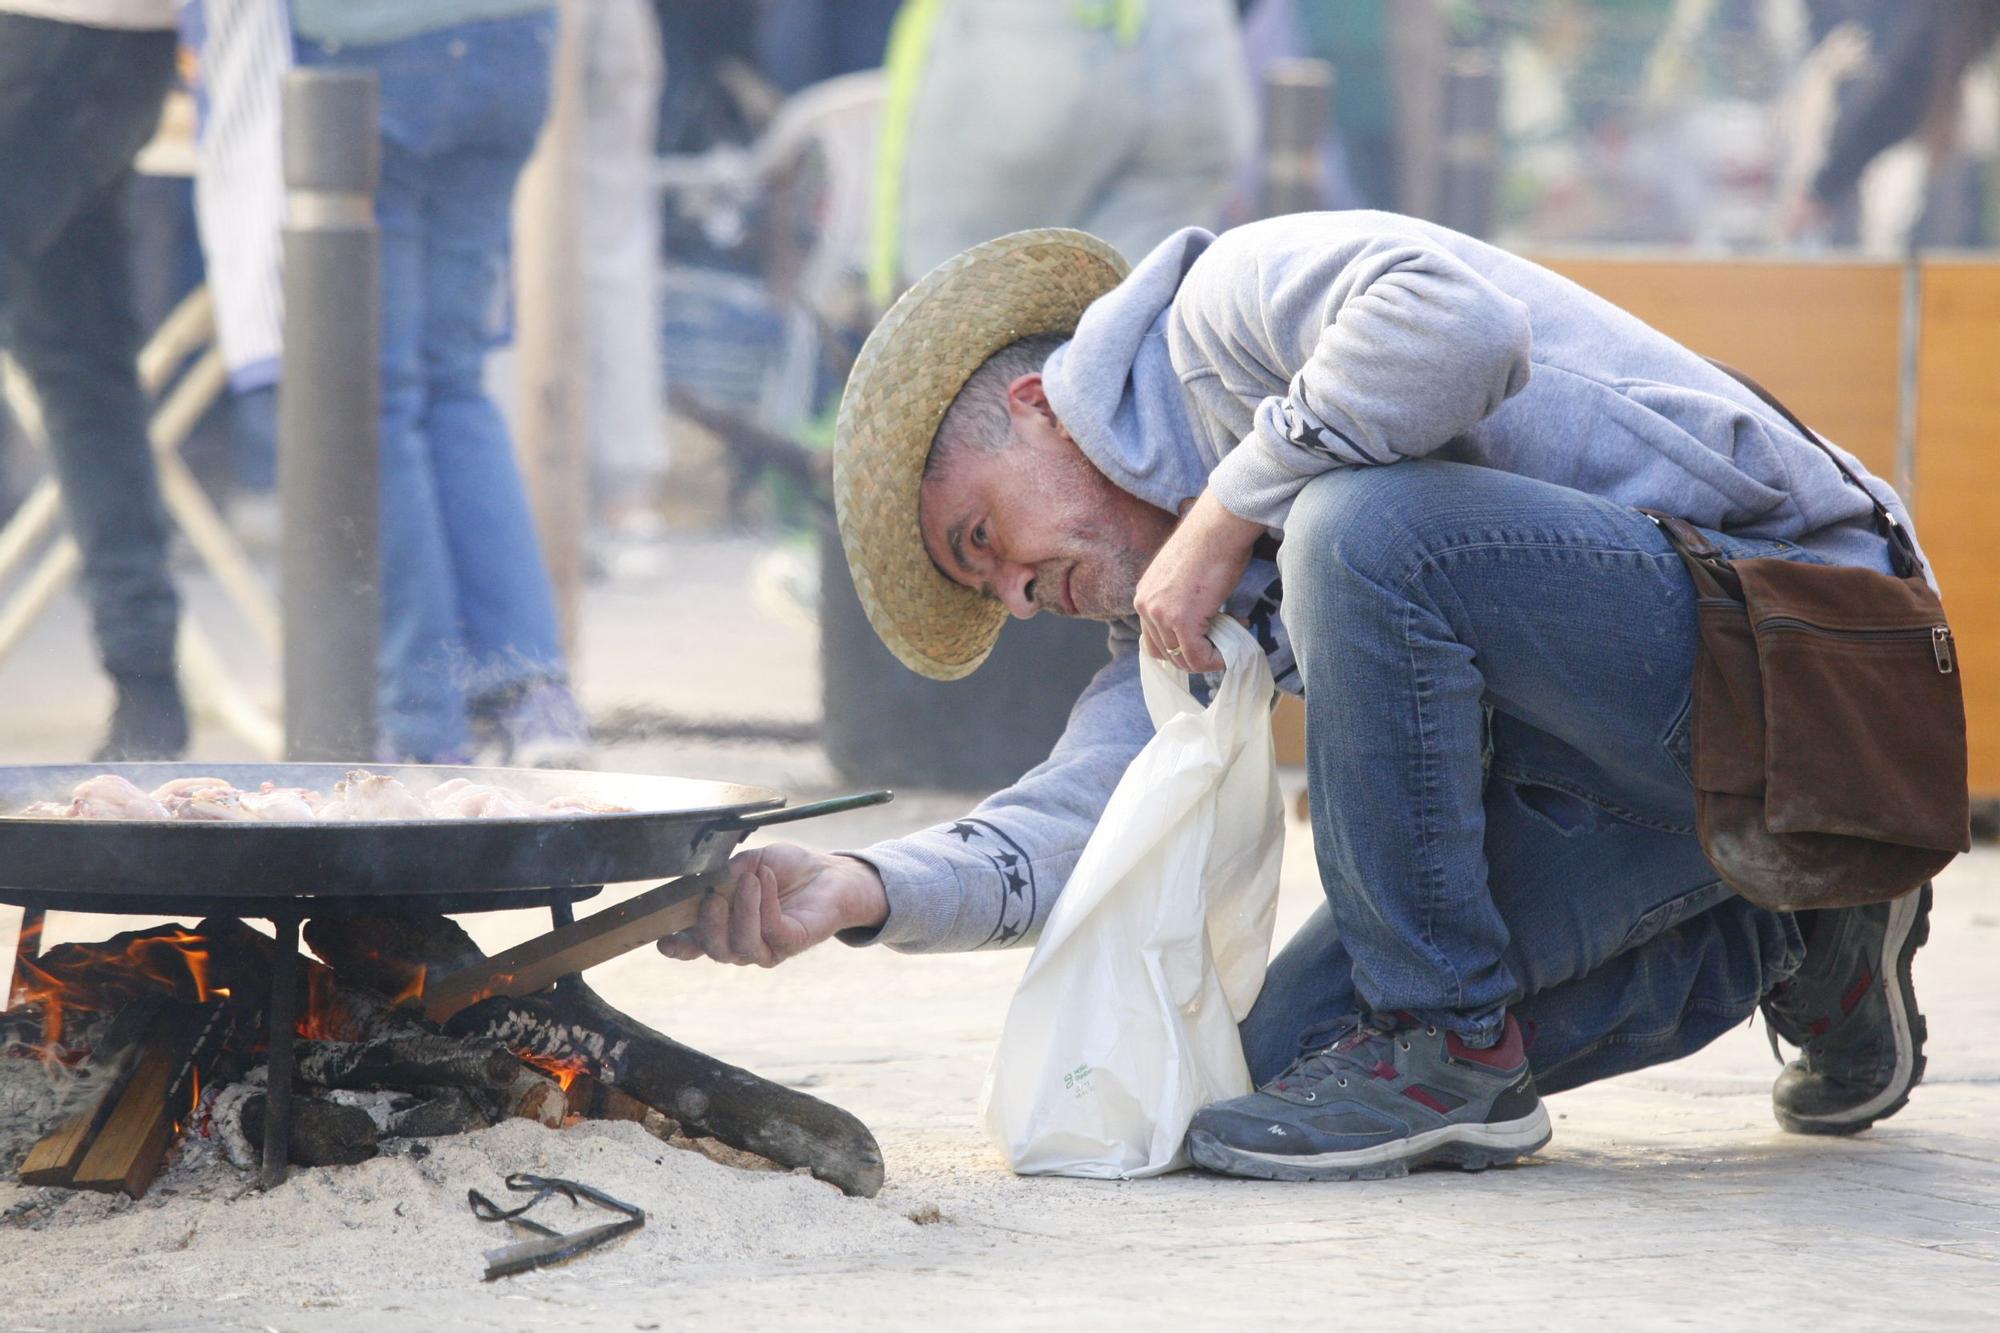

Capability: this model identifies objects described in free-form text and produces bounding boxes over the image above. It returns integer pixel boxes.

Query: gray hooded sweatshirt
[848,210,1919,954]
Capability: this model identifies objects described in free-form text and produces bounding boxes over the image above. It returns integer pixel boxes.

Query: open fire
[3,912,884,1201]
[3,918,564,1196]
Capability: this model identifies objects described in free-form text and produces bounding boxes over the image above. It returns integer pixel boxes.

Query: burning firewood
[7,913,885,1200]
[14,997,165,1186]
[68,1001,233,1197]
[303,914,483,1006]
[450,982,885,1198]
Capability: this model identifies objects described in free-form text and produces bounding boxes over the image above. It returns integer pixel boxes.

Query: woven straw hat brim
[833,228,1128,681]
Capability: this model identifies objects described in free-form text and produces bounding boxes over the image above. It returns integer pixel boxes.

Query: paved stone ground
[2,536,1996,1329]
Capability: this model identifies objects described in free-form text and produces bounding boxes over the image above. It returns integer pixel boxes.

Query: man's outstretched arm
[660,631,1153,964]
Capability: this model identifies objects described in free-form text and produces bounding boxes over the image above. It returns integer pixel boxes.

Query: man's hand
[657,843,889,967]
[1134,490,1265,674]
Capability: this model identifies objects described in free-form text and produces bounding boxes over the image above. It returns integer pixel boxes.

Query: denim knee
[1277,463,1465,635]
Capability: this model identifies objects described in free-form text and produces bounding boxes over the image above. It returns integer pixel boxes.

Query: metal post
[1437,49,1501,238]
[1389,0,1447,220]
[1259,59,1333,219]
[280,69,380,761]
[260,914,302,1189]
[512,0,590,657]
[1896,254,1922,516]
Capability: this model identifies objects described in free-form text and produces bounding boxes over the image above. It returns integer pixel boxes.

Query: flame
[520,1051,588,1093]
[296,957,428,1042]
[299,965,348,1041]
[13,928,223,1050]
[390,964,428,1010]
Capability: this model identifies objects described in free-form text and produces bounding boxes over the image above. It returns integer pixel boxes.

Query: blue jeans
[299,13,565,759]
[0,17,180,685]
[1241,461,1806,1090]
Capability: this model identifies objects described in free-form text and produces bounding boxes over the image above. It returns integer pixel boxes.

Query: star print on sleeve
[945,817,1040,948]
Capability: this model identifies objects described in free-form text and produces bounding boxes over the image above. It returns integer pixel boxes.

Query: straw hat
[833,228,1129,680]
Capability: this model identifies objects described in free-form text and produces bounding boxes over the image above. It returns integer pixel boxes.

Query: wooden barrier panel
[1914,261,2000,799]
[1533,256,1905,480]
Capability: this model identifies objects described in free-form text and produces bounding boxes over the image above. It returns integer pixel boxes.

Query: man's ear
[1005,372,1059,427]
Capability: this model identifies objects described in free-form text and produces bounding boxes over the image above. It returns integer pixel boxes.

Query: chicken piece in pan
[424,777,539,819]
[316,771,429,821]
[239,783,322,822]
[70,774,171,820]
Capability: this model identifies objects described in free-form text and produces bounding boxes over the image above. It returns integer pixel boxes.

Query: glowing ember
[520,1051,588,1092]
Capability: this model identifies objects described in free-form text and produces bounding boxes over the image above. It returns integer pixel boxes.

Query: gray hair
[923,333,1067,480]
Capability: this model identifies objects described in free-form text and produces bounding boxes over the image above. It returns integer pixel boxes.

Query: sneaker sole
[1777,882,1931,1136]
[1185,1105,1553,1182]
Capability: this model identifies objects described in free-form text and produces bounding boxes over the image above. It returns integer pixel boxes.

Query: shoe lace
[1272,1012,1412,1092]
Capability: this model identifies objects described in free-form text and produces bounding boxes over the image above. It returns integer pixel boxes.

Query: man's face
[918,373,1176,622]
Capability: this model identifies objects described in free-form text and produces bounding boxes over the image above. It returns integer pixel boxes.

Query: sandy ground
[0,539,1995,1329]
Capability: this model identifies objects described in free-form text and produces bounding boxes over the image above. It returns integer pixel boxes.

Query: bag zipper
[1756,616,1955,674]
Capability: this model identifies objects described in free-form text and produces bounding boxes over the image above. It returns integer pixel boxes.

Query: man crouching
[659,214,1932,1180]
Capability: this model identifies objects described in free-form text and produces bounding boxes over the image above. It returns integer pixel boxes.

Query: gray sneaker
[1185,1012,1550,1182]
[1763,884,1931,1136]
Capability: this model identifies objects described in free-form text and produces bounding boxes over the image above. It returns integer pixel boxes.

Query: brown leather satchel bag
[1643,365,1970,912]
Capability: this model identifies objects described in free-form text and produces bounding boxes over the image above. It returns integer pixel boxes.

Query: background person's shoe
[93,675,189,761]
[1185,1012,1550,1182]
[482,678,594,770]
[1763,884,1931,1136]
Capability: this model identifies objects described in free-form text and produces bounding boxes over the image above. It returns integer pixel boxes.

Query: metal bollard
[1437,49,1500,238]
[279,69,380,762]
[1259,58,1334,219]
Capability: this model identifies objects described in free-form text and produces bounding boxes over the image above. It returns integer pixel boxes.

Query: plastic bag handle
[1138,616,1264,726]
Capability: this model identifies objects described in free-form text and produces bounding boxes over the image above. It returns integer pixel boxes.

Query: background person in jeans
[0,0,188,760]
[291,1,589,765]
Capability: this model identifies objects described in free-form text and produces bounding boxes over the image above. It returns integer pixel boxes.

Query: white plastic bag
[981,617,1284,1178]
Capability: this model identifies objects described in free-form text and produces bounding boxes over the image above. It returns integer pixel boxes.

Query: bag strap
[1704,357,1923,579]
[1640,507,1741,600]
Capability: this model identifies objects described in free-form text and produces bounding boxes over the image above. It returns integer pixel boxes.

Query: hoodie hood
[1041,227,1217,514]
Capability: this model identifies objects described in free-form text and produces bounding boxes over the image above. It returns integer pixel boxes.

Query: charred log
[305,915,483,1004]
[294,1035,521,1095]
[449,982,884,1197]
[566,1072,650,1125]
[243,1093,380,1167]
[389,1087,491,1138]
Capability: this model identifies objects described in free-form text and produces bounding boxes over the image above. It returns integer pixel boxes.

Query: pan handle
[727,789,894,830]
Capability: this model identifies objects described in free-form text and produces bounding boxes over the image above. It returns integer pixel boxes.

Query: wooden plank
[422,868,727,1024]
[1913,260,2000,798]
[17,997,166,1188]
[1532,255,1905,481]
[19,1110,101,1187]
[71,1002,230,1198]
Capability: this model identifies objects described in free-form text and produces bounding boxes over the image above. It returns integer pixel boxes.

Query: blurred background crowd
[0,0,1996,789]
